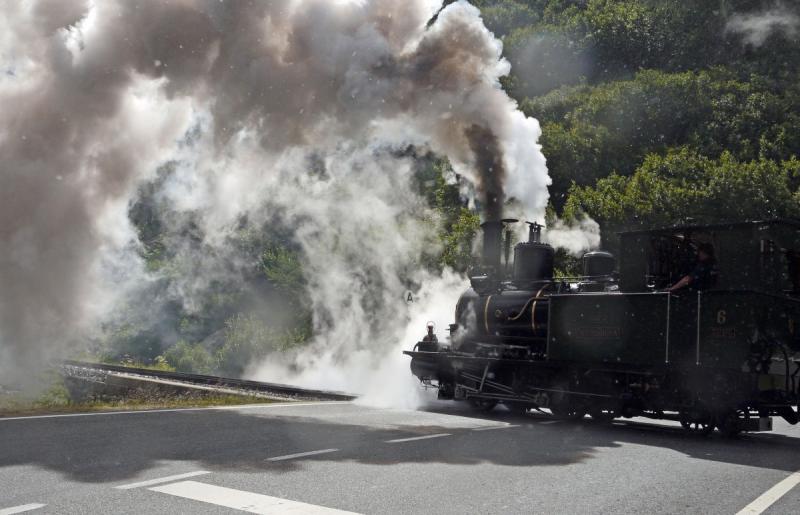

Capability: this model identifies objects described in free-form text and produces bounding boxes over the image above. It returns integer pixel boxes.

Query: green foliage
[98,323,164,363]
[477,0,800,216]
[476,0,542,36]
[261,246,305,294]
[99,354,176,372]
[523,67,800,208]
[565,148,800,230]
[413,158,481,273]
[215,313,308,377]
[440,208,481,271]
[553,248,582,278]
[1,382,267,416]
[33,376,72,408]
[496,0,797,81]
[163,342,215,374]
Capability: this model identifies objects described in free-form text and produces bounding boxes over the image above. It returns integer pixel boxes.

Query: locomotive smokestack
[502,218,519,275]
[481,221,503,272]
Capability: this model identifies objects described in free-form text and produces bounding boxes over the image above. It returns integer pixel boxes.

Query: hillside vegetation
[476,0,800,234]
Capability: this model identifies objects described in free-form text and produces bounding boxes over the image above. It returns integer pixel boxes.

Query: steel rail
[61,360,357,401]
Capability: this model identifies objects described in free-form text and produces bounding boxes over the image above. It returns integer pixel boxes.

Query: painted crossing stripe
[115,470,211,490]
[0,504,46,515]
[736,470,800,514]
[267,448,339,461]
[385,433,451,443]
[150,480,359,514]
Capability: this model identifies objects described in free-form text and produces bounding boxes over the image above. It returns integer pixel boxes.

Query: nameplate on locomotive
[573,326,622,340]
[710,326,737,340]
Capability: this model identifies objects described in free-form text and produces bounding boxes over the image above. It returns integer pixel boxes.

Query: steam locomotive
[404,219,800,436]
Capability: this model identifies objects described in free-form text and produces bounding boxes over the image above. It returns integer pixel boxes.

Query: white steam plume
[545,217,601,256]
[0,0,588,403]
[726,3,800,47]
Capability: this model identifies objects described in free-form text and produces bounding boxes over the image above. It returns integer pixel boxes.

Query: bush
[215,314,308,377]
[163,342,215,374]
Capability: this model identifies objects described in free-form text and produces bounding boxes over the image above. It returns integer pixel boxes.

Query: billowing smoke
[0,0,564,401]
[465,124,506,220]
[726,3,800,47]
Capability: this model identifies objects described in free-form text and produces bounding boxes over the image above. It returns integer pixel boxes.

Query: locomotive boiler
[405,219,800,436]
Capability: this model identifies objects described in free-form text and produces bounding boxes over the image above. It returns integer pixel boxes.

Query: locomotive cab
[618,220,800,295]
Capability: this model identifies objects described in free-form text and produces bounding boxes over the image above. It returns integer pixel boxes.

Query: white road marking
[471,424,520,431]
[540,420,561,425]
[150,480,359,514]
[736,470,800,515]
[114,470,211,490]
[0,504,46,515]
[385,433,451,443]
[0,401,347,422]
[266,448,339,461]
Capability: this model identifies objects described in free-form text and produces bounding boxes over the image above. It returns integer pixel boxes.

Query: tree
[564,148,800,233]
[164,341,215,374]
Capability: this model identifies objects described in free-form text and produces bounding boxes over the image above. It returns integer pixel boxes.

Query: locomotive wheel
[716,409,747,438]
[505,403,529,416]
[679,411,714,436]
[469,398,498,412]
[548,384,584,420]
[589,408,616,423]
[550,404,585,420]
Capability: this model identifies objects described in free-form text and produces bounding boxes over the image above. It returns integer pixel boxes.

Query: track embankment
[61,360,357,402]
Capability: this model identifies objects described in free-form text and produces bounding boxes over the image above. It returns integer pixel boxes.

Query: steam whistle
[526,221,542,243]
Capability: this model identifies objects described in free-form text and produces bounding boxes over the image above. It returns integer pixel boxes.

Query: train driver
[667,243,716,293]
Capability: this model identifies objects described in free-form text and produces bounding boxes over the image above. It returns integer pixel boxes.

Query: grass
[99,355,177,372]
[0,374,276,418]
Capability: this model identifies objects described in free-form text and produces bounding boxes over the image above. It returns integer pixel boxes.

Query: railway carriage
[405,219,800,436]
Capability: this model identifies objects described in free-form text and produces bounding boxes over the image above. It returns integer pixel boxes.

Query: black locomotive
[405,219,800,436]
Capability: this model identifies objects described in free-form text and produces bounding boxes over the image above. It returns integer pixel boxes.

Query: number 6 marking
[716,310,727,325]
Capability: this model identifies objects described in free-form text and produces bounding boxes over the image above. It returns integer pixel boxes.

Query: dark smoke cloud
[466,124,506,220]
[0,0,552,392]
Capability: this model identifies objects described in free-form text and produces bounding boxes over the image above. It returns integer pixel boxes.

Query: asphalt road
[1,400,800,514]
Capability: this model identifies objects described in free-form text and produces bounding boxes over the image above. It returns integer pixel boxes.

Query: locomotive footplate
[405,349,796,433]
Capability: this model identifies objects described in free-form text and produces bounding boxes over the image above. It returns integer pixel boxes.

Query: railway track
[62,360,357,402]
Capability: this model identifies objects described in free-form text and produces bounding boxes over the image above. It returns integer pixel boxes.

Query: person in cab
[668,243,716,292]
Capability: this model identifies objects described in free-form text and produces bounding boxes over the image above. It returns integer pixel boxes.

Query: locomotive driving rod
[459,371,612,400]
